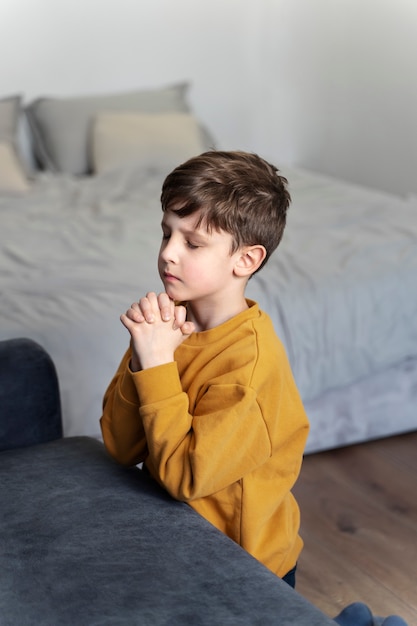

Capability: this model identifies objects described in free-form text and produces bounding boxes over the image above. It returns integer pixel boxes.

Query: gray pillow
[0,95,30,194]
[26,83,192,176]
[0,95,19,140]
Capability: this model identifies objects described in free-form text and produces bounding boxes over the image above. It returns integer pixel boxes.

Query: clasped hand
[120,292,195,371]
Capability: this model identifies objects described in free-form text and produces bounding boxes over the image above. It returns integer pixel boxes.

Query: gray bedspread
[248,167,417,401]
[1,165,416,441]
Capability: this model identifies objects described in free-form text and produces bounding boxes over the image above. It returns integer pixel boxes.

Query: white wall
[1,0,417,195]
[0,0,256,153]
[252,0,417,196]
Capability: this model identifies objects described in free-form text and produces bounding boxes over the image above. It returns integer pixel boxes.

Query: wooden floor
[293,430,417,624]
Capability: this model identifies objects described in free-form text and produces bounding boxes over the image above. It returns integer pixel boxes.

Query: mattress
[247,167,417,401]
[1,165,416,446]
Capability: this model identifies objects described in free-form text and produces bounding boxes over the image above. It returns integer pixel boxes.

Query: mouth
[163,272,180,282]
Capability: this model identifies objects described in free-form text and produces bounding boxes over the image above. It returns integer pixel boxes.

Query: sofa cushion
[0,436,335,625]
[0,338,62,451]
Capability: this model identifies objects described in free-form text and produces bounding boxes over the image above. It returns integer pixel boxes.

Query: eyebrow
[161,219,209,242]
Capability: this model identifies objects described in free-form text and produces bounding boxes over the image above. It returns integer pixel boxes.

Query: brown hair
[160,150,291,272]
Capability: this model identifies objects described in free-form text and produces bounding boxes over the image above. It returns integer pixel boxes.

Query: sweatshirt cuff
[119,364,141,405]
[133,361,183,406]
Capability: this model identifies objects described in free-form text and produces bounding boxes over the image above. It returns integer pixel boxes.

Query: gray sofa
[0,338,337,625]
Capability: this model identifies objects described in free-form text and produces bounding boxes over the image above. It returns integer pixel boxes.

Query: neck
[187,295,248,332]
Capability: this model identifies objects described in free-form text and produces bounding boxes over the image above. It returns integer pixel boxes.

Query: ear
[234,245,267,278]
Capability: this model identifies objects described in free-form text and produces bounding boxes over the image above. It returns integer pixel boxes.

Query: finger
[126,303,145,323]
[120,313,136,330]
[139,293,157,323]
[181,321,195,336]
[172,304,187,330]
[158,292,174,322]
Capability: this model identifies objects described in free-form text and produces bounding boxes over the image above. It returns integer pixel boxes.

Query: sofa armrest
[0,338,62,451]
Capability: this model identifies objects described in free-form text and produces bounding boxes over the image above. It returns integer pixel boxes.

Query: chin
[163,285,178,300]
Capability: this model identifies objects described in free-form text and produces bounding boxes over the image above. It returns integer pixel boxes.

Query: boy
[100,150,309,587]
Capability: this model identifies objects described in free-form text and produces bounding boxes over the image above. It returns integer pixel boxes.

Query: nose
[159,235,179,264]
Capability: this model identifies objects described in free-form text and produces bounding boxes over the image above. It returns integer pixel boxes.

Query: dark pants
[282,565,296,589]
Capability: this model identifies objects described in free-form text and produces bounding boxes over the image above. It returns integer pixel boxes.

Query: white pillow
[92,112,204,176]
[0,141,30,194]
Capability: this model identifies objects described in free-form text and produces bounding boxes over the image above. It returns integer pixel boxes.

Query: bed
[1,87,416,454]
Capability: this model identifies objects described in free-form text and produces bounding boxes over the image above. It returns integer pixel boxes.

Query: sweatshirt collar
[183,300,260,346]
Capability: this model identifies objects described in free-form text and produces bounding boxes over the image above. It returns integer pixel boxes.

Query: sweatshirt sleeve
[100,349,148,466]
[134,361,272,502]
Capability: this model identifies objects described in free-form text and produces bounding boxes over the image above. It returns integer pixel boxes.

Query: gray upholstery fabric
[0,338,334,624]
[0,437,335,625]
[0,337,62,451]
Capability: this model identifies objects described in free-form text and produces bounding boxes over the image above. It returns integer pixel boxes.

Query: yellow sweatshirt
[100,300,309,577]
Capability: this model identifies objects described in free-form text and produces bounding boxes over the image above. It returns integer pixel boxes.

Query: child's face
[158,210,240,304]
